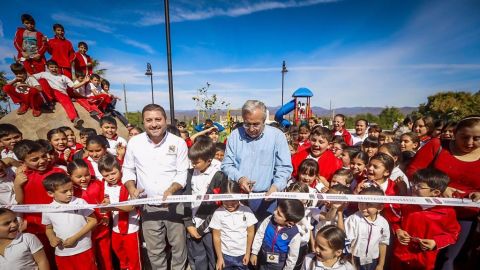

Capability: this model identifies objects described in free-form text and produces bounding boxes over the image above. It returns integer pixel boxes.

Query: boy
[391,168,460,270]
[74,42,93,76]
[215,142,226,162]
[98,154,141,270]
[34,60,89,128]
[0,208,49,269]
[47,24,75,79]
[251,199,305,270]
[73,128,97,160]
[345,186,390,270]
[72,72,103,120]
[333,114,353,146]
[0,123,23,160]
[85,74,112,112]
[100,116,127,157]
[42,173,97,269]
[183,139,227,270]
[13,14,47,75]
[3,63,44,116]
[100,80,131,128]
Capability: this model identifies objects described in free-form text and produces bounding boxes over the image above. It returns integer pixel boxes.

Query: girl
[368,124,382,138]
[432,119,445,138]
[312,184,350,235]
[46,128,71,166]
[378,142,409,195]
[413,116,434,148]
[293,159,329,193]
[340,147,358,169]
[361,135,379,159]
[330,136,346,159]
[349,151,369,192]
[84,135,109,180]
[58,126,83,154]
[440,121,457,141]
[210,180,257,270]
[303,225,354,270]
[67,159,112,270]
[297,124,311,153]
[399,132,419,153]
[128,126,143,140]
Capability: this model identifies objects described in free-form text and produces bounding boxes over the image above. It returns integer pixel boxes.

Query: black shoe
[73,118,84,129]
[89,111,101,122]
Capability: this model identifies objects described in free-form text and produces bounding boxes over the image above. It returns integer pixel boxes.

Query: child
[100,80,131,128]
[345,186,390,270]
[98,154,141,270]
[367,125,382,138]
[47,128,71,166]
[99,116,127,158]
[349,151,369,191]
[13,14,47,75]
[330,136,347,159]
[303,225,355,270]
[0,160,16,204]
[210,180,257,270]
[330,168,354,188]
[378,143,409,195]
[292,159,329,193]
[47,24,75,79]
[183,139,228,270]
[0,123,23,160]
[215,142,226,162]
[0,208,49,269]
[399,132,419,153]
[339,147,357,169]
[84,135,109,181]
[361,135,379,159]
[391,168,460,270]
[58,126,83,155]
[297,124,311,153]
[73,128,97,160]
[3,63,44,116]
[67,159,111,270]
[71,72,103,120]
[33,60,89,128]
[41,173,97,269]
[413,116,434,148]
[74,41,93,76]
[251,199,304,270]
[128,126,143,140]
[292,126,342,183]
[311,184,350,234]
[85,74,113,112]
[440,121,456,141]
[332,114,353,146]
[36,139,66,172]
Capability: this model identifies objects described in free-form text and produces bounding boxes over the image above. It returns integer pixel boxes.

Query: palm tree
[91,58,107,76]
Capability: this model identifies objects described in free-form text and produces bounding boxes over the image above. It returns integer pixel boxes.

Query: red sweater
[74,52,93,75]
[23,167,66,234]
[291,149,342,181]
[74,180,109,239]
[14,27,47,60]
[391,205,460,270]
[407,138,480,219]
[47,36,76,68]
[333,128,353,146]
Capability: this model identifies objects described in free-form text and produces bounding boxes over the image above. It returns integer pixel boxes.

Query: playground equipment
[274,87,313,128]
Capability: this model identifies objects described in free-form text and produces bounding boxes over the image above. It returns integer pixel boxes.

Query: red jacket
[333,128,353,146]
[391,205,460,270]
[14,27,47,61]
[74,179,109,239]
[74,52,93,75]
[47,36,76,68]
[296,140,311,153]
[23,167,66,234]
[291,149,342,181]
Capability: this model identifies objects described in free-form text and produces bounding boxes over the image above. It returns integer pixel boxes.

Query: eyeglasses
[243,123,264,129]
[411,184,432,191]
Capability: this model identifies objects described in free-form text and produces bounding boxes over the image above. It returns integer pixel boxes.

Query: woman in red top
[407,115,480,270]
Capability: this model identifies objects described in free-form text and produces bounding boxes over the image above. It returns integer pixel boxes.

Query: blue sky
[1,0,479,112]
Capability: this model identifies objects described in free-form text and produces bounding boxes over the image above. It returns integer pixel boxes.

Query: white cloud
[0,20,4,38]
[51,13,115,33]
[114,35,156,54]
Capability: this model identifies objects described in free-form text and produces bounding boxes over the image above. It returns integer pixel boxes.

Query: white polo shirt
[10,76,40,94]
[0,168,16,204]
[42,197,94,256]
[0,232,43,270]
[209,205,257,256]
[302,254,355,270]
[345,211,390,265]
[106,136,127,156]
[191,162,220,229]
[390,166,410,189]
[104,183,140,234]
[352,133,368,147]
[122,132,189,198]
[33,71,74,94]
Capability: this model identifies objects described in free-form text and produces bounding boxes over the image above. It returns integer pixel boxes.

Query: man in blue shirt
[222,100,293,221]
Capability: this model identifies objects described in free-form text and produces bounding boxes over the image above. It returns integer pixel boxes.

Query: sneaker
[89,111,101,122]
[17,104,29,115]
[32,109,42,117]
[73,118,84,129]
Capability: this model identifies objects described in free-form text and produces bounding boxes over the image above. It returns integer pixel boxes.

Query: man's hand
[128,187,145,200]
[396,229,411,245]
[250,254,258,266]
[239,177,255,193]
[419,239,436,251]
[265,185,278,201]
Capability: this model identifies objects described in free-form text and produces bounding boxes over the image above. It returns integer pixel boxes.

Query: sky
[1,0,479,112]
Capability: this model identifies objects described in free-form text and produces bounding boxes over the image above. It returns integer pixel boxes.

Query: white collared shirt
[104,183,140,234]
[0,168,16,204]
[87,156,102,180]
[0,232,43,270]
[191,162,220,228]
[352,133,368,146]
[122,132,189,198]
[33,72,73,94]
[106,136,127,156]
[302,254,355,270]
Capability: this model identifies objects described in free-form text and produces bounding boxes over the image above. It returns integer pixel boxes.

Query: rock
[0,103,129,140]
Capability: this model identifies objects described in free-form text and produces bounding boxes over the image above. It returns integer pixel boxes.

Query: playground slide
[274,99,295,128]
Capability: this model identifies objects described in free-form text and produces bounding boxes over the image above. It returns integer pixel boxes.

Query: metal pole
[164,0,175,122]
[281,60,287,107]
[123,83,128,115]
[150,74,154,104]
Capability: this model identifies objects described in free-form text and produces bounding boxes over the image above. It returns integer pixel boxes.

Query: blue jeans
[223,254,247,270]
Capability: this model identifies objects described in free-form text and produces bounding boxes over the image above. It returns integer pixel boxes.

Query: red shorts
[55,248,97,270]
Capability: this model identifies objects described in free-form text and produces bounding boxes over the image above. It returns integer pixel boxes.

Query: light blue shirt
[221,125,292,192]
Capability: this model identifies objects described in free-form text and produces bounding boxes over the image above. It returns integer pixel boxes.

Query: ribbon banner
[2,192,479,213]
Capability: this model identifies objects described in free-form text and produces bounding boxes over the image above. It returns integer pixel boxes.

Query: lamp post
[164,0,175,122]
[281,60,288,107]
[145,63,154,103]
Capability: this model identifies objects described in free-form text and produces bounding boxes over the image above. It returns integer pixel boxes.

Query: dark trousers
[247,198,277,224]
[354,257,379,270]
[187,232,215,270]
[223,254,247,270]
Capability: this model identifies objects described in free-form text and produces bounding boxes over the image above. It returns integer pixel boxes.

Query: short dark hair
[316,225,347,253]
[78,41,88,50]
[379,142,402,165]
[359,186,385,196]
[58,126,74,134]
[52,23,64,31]
[43,173,70,192]
[400,132,420,149]
[46,128,66,141]
[80,128,97,137]
[215,142,226,153]
[370,153,395,176]
[101,79,110,88]
[142,104,167,119]
[13,140,44,161]
[331,135,345,144]
[298,159,319,177]
[86,135,109,149]
[0,124,22,139]
[98,154,121,173]
[332,168,354,185]
[310,126,333,142]
[188,139,216,161]
[220,180,241,194]
[286,181,309,193]
[329,183,352,194]
[166,124,180,137]
[21,14,35,24]
[46,60,58,67]
[277,199,305,223]
[100,116,117,127]
[36,139,54,153]
[67,159,89,175]
[355,119,368,126]
[177,121,186,128]
[413,168,450,193]
[334,114,346,122]
[368,124,382,134]
[10,63,26,75]
[362,135,380,148]
[90,73,100,80]
[351,151,369,165]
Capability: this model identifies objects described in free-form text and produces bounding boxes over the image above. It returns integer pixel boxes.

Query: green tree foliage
[91,58,107,76]
[418,91,480,121]
[377,107,404,130]
[192,83,230,121]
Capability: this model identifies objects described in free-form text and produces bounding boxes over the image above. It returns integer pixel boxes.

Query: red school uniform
[296,139,311,153]
[2,80,44,113]
[14,27,47,74]
[74,51,93,76]
[333,128,353,146]
[291,149,342,182]
[391,205,460,270]
[47,36,76,78]
[73,180,112,270]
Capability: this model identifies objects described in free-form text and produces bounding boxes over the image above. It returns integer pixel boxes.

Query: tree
[192,83,230,121]
[0,71,10,118]
[91,58,107,76]
[378,107,404,130]
[418,91,480,121]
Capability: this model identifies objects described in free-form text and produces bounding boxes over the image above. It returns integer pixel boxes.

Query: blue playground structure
[274,87,314,128]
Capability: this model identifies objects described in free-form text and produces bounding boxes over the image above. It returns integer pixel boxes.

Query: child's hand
[101,197,110,205]
[242,254,250,265]
[49,236,63,248]
[32,53,41,60]
[116,143,126,158]
[419,239,436,251]
[62,237,78,248]
[395,229,411,245]
[187,226,201,239]
[215,257,224,270]
[469,192,480,202]
[443,187,465,198]
[320,186,329,193]
[375,264,384,270]
[250,254,258,266]
[14,165,28,187]
[99,216,109,226]
[63,148,71,161]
